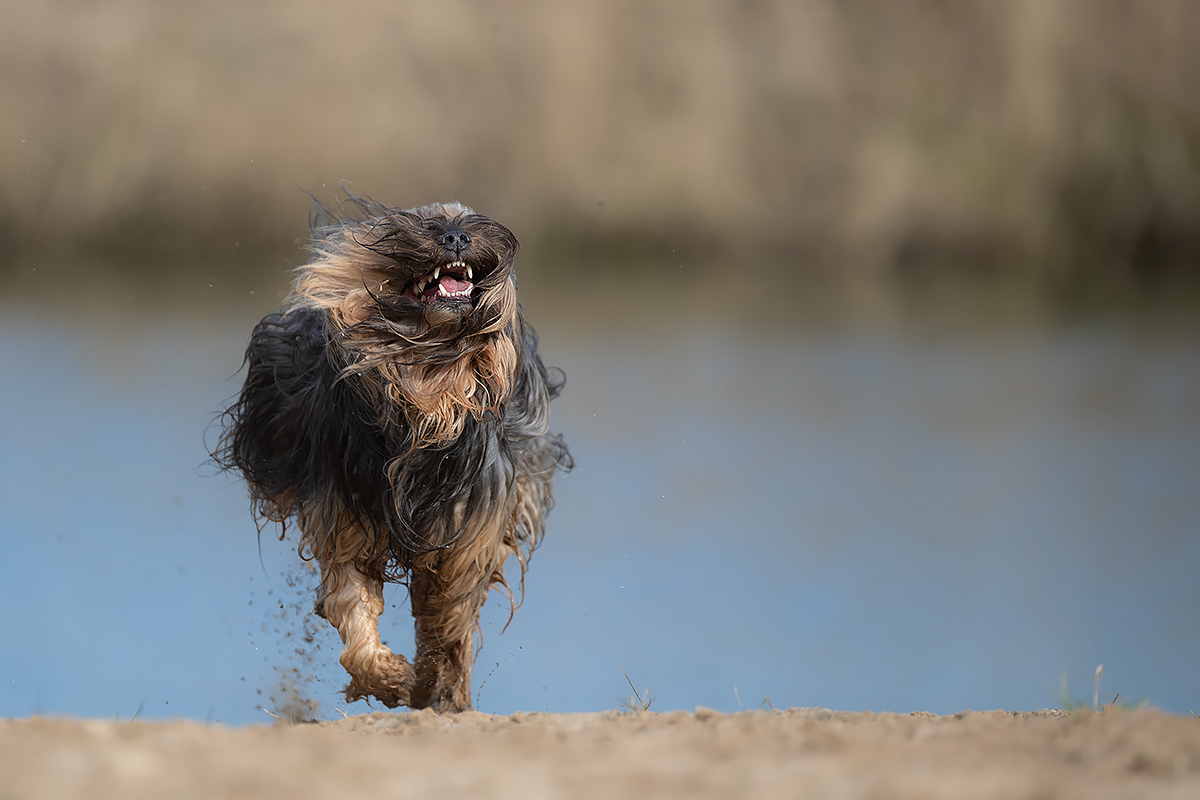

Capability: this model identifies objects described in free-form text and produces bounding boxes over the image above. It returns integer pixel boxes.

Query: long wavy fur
[214,195,571,711]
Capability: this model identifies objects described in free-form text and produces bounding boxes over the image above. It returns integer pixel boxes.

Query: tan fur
[222,199,568,712]
[300,215,524,708]
[321,561,414,706]
[292,229,520,449]
[305,474,519,709]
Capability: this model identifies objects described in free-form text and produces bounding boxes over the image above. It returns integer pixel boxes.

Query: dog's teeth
[466,265,473,279]
[438,283,450,297]
[433,266,441,280]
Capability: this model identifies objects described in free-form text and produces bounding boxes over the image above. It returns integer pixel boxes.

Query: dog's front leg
[408,561,495,712]
[320,561,413,708]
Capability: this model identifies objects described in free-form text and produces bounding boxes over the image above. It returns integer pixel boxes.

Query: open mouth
[402,260,475,304]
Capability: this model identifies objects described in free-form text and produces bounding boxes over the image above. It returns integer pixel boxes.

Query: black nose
[438,230,471,256]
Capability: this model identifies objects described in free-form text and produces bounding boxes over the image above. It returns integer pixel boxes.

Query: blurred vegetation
[3,0,1199,309]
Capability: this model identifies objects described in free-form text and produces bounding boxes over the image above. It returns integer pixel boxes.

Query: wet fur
[216,196,571,711]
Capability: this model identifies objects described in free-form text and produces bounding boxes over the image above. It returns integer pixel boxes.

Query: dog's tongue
[440,275,472,294]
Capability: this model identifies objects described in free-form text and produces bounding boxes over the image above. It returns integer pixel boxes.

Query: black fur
[220,307,393,540]
[220,306,571,568]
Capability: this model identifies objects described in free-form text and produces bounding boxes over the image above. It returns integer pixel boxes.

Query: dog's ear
[461,214,520,268]
[216,308,393,535]
[500,324,553,438]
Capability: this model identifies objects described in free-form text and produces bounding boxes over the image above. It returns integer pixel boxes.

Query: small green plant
[619,670,653,713]
[734,685,776,711]
[1057,665,1146,713]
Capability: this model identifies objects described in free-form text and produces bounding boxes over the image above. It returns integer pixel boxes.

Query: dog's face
[353,202,519,329]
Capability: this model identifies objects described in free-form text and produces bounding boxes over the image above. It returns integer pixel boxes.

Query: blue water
[1,300,1197,723]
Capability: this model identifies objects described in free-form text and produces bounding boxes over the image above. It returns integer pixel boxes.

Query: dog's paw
[429,693,473,713]
[343,651,413,709]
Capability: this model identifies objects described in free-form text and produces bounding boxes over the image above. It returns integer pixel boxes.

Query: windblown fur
[216,196,571,711]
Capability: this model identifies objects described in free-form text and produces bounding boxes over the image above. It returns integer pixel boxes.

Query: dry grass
[3,1,1199,297]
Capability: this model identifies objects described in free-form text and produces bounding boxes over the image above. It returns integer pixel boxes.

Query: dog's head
[302,197,520,340]
[358,202,518,328]
[295,196,524,440]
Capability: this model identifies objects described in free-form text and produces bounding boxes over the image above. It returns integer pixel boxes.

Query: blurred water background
[2,1,1198,723]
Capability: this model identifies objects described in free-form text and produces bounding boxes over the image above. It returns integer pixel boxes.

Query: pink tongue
[439,275,472,294]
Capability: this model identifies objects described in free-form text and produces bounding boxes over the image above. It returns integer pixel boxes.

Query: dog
[216,196,571,712]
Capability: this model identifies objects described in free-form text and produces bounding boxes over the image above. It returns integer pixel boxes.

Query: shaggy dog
[216,197,571,712]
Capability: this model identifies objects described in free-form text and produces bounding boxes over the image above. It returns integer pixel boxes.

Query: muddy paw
[343,651,413,709]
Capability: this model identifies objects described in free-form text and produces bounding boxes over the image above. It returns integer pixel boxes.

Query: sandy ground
[3,708,1198,799]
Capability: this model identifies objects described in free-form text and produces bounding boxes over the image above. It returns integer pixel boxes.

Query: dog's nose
[438,230,471,256]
